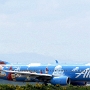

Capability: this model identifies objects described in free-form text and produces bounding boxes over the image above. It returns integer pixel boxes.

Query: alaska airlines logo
[75,68,90,78]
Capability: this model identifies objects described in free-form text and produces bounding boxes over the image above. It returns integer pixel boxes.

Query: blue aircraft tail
[55,60,58,64]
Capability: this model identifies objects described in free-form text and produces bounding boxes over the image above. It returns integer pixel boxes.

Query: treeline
[0,83,90,90]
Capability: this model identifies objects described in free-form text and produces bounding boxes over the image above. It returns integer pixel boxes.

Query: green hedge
[0,83,90,90]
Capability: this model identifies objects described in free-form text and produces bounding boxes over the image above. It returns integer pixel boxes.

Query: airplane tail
[0,60,10,70]
[0,60,10,65]
[55,60,58,64]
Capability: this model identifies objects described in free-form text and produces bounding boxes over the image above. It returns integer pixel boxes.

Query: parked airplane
[0,61,90,86]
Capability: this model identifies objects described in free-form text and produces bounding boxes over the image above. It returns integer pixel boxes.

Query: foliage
[0,83,90,90]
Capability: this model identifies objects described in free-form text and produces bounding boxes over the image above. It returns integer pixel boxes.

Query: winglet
[55,60,58,64]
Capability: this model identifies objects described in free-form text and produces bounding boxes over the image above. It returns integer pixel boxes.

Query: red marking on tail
[0,62,5,64]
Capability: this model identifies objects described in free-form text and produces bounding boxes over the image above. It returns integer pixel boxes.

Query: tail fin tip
[55,60,58,64]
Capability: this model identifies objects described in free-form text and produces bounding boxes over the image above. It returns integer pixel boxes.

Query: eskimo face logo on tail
[53,65,64,77]
[75,68,90,78]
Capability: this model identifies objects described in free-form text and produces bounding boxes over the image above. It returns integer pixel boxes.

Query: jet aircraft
[0,60,90,85]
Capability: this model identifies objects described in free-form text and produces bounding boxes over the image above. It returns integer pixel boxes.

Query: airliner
[0,60,90,85]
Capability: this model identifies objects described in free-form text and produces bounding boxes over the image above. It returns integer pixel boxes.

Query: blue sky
[0,0,90,64]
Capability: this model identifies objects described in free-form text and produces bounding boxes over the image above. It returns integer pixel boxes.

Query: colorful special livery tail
[0,60,10,65]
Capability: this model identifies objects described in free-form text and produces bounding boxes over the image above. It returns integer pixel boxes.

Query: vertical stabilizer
[55,60,58,64]
[0,60,10,65]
